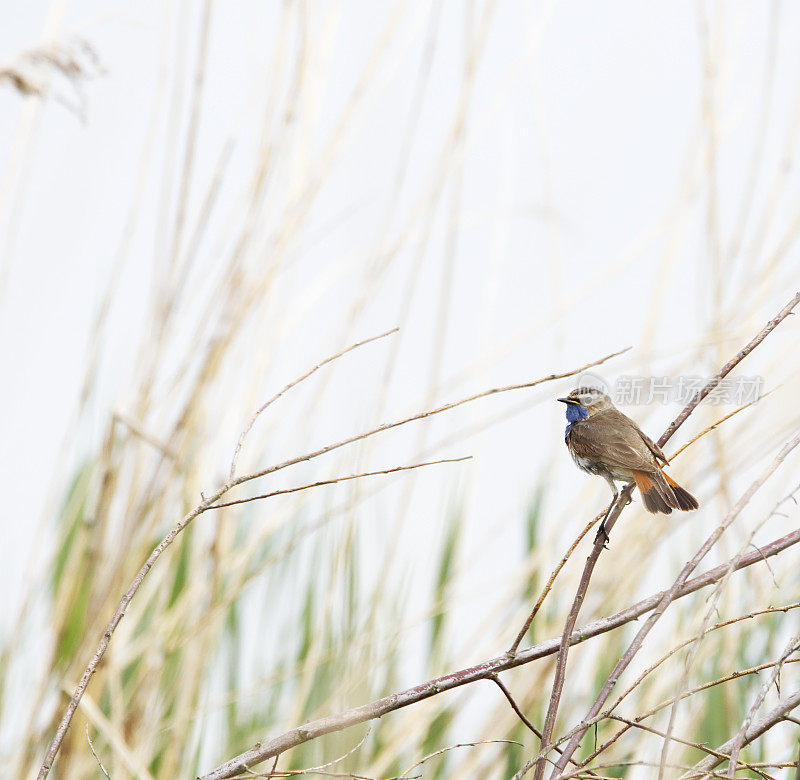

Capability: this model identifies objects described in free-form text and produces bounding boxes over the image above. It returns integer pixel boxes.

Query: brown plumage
[559,387,699,516]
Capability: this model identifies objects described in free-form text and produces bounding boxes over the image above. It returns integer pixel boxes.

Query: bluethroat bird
[559,387,698,535]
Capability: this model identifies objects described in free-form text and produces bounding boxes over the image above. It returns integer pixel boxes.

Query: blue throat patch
[565,403,588,436]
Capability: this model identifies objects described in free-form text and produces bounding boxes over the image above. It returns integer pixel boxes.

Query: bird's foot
[594,522,611,549]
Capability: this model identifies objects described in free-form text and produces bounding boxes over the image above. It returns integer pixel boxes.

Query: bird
[558,387,698,527]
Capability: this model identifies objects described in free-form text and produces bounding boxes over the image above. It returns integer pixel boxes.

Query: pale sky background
[3,0,800,613]
[3,5,800,770]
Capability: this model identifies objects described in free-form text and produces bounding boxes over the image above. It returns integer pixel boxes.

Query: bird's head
[557,386,614,421]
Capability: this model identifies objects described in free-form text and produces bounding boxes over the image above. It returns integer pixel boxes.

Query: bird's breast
[566,433,603,474]
[571,450,603,475]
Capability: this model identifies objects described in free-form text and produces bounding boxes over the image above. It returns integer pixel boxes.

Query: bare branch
[227,347,632,492]
[727,633,800,775]
[508,510,603,655]
[525,288,800,780]
[86,725,111,780]
[490,676,601,778]
[399,740,522,777]
[658,290,800,445]
[575,659,800,770]
[196,523,800,780]
[524,483,634,780]
[540,428,800,779]
[211,457,471,510]
[682,687,800,778]
[229,327,399,480]
[37,348,627,779]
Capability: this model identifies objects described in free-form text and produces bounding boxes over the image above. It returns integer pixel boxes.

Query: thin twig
[239,729,372,778]
[795,736,800,780]
[241,770,414,780]
[682,687,800,777]
[659,290,800,445]
[508,510,604,655]
[605,718,734,770]
[225,347,632,494]
[490,675,542,738]
[562,759,777,780]
[86,725,111,779]
[229,327,399,480]
[196,523,800,780]
[210,458,471,510]
[574,660,800,770]
[656,471,800,775]
[608,603,800,717]
[490,676,600,778]
[667,388,774,462]
[399,740,521,777]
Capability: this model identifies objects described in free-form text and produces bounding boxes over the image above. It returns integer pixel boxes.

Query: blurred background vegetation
[2,2,800,778]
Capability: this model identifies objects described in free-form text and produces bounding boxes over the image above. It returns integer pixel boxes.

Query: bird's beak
[557,397,573,404]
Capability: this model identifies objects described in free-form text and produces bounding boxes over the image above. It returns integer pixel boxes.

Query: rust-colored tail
[633,470,699,515]
[664,472,699,511]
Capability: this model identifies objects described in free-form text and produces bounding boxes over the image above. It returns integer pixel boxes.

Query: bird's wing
[569,409,659,473]
[634,426,669,466]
